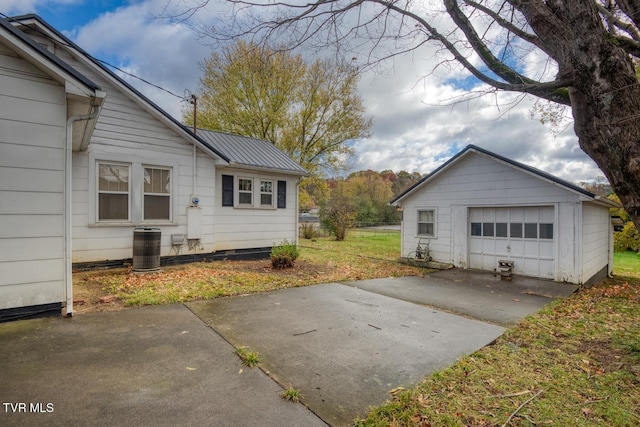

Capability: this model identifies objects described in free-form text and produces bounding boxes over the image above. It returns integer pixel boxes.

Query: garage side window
[143,167,171,221]
[98,163,130,221]
[417,210,435,237]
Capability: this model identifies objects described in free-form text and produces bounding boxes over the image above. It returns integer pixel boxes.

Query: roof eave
[223,162,309,177]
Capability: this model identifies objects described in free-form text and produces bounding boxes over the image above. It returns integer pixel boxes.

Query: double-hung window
[98,163,130,221]
[238,178,253,205]
[260,180,273,206]
[417,209,435,237]
[143,167,171,221]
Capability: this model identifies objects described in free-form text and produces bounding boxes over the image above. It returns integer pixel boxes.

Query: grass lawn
[355,251,640,426]
[73,230,425,310]
[74,234,640,426]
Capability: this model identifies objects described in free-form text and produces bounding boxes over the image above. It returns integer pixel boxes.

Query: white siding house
[0,15,307,319]
[391,145,617,285]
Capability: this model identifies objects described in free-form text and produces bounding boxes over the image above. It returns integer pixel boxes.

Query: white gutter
[65,107,100,317]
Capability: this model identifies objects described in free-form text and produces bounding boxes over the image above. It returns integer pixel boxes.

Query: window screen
[98,163,130,221]
[417,210,435,236]
[143,167,171,221]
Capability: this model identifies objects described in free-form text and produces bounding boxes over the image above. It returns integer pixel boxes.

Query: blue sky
[0,0,603,181]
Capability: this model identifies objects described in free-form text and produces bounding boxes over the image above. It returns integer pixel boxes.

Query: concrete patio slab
[0,305,326,427]
[343,270,579,326]
[187,283,505,426]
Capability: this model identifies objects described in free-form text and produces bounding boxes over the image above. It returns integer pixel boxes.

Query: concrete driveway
[0,270,573,427]
[0,305,326,427]
[187,282,506,426]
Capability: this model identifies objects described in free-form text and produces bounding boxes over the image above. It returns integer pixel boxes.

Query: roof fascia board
[469,146,597,199]
[391,144,598,205]
[10,14,230,164]
[222,162,310,177]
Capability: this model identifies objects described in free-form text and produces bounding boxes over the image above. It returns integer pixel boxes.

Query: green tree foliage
[610,194,639,252]
[185,41,372,174]
[345,171,397,225]
[319,181,357,241]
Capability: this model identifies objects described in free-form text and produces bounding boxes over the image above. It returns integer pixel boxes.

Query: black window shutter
[222,175,234,206]
[277,180,286,208]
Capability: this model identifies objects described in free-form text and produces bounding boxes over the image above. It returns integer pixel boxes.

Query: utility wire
[0,12,189,101]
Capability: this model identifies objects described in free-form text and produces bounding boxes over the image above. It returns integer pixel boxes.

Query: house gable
[394,145,615,285]
[391,145,601,206]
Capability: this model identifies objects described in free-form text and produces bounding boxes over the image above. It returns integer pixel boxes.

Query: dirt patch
[72,269,128,314]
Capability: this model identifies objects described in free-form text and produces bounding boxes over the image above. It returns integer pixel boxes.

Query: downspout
[65,107,100,317]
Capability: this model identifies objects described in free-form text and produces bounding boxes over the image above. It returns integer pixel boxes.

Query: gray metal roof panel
[197,129,308,175]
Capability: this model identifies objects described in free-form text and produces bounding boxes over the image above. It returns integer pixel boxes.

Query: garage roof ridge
[390,144,601,205]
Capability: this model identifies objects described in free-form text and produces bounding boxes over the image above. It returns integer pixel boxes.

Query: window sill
[233,205,277,210]
[89,222,178,227]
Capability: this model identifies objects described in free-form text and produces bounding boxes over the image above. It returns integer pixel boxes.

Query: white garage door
[469,207,555,279]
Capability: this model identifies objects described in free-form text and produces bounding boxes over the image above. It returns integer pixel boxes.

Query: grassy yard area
[74,234,640,425]
[355,251,640,426]
[73,230,424,310]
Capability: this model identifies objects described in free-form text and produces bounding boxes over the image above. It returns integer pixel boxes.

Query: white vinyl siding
[60,46,217,262]
[214,169,299,251]
[0,42,66,309]
[582,203,611,281]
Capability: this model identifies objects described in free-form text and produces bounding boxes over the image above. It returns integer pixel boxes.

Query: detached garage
[390,145,618,285]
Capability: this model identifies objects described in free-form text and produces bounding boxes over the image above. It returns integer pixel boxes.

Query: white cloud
[12,0,603,185]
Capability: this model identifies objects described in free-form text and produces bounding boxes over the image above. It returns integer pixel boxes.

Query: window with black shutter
[222,174,234,206]
[277,180,286,208]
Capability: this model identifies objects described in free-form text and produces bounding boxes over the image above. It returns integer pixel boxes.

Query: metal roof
[390,144,602,205]
[196,129,309,176]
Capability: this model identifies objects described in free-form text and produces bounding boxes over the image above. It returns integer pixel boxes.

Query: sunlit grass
[76,231,427,307]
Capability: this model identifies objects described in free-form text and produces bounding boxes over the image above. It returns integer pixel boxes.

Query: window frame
[259,179,274,207]
[90,154,178,227]
[416,208,436,238]
[142,166,172,222]
[96,161,131,223]
[237,177,253,206]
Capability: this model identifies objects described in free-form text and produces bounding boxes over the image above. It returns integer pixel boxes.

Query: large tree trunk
[519,1,640,229]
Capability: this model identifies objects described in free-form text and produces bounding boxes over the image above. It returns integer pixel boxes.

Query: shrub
[614,221,640,252]
[271,240,300,269]
[299,222,318,239]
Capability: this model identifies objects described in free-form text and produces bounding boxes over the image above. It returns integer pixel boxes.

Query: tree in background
[184,40,372,174]
[346,170,397,225]
[176,0,640,231]
[319,181,357,241]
